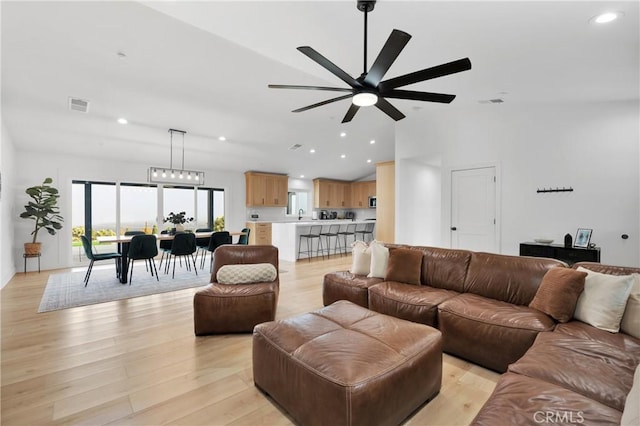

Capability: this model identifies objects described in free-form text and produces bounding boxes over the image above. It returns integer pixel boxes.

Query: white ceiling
[2,1,638,182]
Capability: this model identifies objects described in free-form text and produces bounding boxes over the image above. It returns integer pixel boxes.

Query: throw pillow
[350,241,371,275]
[621,274,640,339]
[385,247,423,285]
[216,263,277,285]
[573,267,634,333]
[367,241,389,279]
[529,267,587,323]
[621,365,640,426]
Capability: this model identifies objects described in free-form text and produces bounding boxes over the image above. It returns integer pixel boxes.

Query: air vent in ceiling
[289,143,303,151]
[68,97,90,113]
[478,98,504,104]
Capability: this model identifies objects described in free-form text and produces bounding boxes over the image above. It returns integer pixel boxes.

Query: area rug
[38,265,210,313]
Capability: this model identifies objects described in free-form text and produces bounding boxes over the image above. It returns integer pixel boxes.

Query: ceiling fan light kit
[269,0,471,122]
[148,128,205,186]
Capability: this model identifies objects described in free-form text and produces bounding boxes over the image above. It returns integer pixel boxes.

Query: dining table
[97,231,246,284]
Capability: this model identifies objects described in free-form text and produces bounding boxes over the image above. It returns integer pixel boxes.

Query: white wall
[396,158,441,246]
[1,119,17,287]
[396,100,640,266]
[13,150,246,271]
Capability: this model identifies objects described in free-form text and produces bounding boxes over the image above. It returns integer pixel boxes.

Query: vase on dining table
[175,223,185,233]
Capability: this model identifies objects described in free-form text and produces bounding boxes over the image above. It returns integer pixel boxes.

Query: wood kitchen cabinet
[351,180,376,208]
[246,222,272,245]
[245,172,288,207]
[313,179,351,208]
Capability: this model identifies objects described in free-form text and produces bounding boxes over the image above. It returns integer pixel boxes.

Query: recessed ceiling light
[370,139,375,144]
[117,118,128,124]
[367,159,372,163]
[591,11,623,24]
[218,136,226,141]
[340,132,347,137]
[310,149,316,153]
[300,174,305,178]
[340,154,346,159]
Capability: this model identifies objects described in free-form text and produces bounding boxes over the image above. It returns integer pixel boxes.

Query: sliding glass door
[71,180,225,265]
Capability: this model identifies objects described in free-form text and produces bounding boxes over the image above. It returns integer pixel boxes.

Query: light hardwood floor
[2,254,499,425]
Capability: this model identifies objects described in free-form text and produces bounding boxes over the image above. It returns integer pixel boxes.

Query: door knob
[451,227,457,231]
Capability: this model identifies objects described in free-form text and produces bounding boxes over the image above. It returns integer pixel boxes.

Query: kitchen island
[271,220,375,262]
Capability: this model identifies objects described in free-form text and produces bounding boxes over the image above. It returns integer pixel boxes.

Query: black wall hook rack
[537,187,574,193]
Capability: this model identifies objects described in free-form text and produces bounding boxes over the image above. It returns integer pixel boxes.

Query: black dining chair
[158,230,173,271]
[236,228,250,245]
[166,232,198,278]
[206,231,232,271]
[127,234,159,284]
[124,230,146,236]
[194,228,212,265]
[81,235,122,287]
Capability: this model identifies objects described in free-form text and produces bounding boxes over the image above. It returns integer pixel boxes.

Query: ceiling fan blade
[363,29,411,87]
[291,94,353,113]
[268,84,352,93]
[380,89,456,103]
[375,98,406,121]
[379,58,472,91]
[341,104,360,123]
[297,46,362,88]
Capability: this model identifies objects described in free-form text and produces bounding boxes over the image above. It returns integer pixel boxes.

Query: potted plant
[164,211,194,233]
[20,177,64,255]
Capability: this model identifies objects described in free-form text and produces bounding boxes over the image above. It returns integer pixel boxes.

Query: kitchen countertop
[248,219,375,224]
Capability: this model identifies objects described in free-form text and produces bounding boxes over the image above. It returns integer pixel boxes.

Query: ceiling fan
[269,0,471,123]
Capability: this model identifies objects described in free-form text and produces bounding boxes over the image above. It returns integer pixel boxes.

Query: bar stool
[355,222,375,243]
[319,224,342,258]
[337,223,357,255]
[298,225,324,262]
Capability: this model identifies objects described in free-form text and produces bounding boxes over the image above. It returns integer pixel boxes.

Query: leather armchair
[193,245,279,335]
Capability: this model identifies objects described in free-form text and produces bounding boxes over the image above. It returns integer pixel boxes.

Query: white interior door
[451,167,497,252]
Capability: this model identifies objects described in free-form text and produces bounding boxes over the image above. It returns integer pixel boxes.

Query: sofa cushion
[216,263,277,285]
[463,252,566,305]
[574,266,634,333]
[554,321,640,360]
[508,331,638,411]
[529,267,587,323]
[418,246,471,292]
[349,241,371,275]
[322,271,384,308]
[622,365,640,426]
[621,275,640,339]
[438,293,556,372]
[471,373,623,426]
[385,247,423,285]
[368,281,459,327]
[367,241,389,278]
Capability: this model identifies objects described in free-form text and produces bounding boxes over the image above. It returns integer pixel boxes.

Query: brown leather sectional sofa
[322,245,640,425]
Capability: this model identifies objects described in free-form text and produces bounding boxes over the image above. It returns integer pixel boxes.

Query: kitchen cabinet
[246,222,272,245]
[245,172,288,207]
[313,179,351,208]
[351,180,376,208]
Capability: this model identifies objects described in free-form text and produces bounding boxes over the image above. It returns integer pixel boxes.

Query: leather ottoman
[252,300,442,426]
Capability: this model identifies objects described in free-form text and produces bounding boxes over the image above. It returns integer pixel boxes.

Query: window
[71,181,225,264]
[120,183,157,234]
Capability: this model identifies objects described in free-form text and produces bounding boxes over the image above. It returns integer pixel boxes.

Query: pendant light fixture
[148,128,205,185]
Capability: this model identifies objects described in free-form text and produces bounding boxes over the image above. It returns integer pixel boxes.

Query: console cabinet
[245,172,288,207]
[519,242,600,265]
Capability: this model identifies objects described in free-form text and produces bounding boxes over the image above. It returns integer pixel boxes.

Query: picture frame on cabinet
[574,228,592,248]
